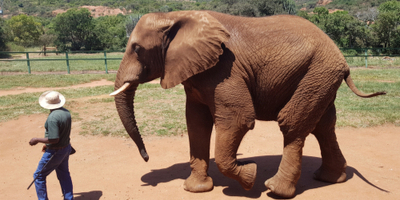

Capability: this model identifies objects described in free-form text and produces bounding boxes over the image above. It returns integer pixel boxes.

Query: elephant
[110,11,385,198]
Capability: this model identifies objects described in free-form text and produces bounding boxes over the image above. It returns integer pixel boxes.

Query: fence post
[26,52,31,74]
[66,52,70,74]
[365,49,368,68]
[104,51,108,74]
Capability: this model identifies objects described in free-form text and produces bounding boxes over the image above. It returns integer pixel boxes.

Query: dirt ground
[0,81,399,200]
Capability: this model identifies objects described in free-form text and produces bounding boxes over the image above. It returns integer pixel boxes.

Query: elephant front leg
[214,124,257,190]
[183,100,214,193]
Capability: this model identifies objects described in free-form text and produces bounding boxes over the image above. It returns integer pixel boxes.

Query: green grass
[0,75,187,137]
[0,74,115,89]
[335,69,400,127]
[134,84,186,136]
[78,83,186,137]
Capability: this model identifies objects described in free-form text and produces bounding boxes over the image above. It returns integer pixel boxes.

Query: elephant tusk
[110,82,131,96]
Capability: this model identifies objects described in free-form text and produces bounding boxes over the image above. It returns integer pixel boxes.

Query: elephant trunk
[114,82,149,162]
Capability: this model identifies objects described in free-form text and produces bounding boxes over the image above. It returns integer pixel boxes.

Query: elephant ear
[160,11,230,89]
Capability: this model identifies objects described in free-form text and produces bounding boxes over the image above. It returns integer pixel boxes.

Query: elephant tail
[344,72,386,98]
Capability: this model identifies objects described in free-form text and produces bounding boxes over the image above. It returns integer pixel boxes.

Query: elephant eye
[134,45,140,54]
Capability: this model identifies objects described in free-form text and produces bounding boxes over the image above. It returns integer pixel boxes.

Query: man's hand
[29,137,59,146]
[29,138,39,146]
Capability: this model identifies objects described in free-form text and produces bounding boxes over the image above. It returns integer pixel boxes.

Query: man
[29,91,73,200]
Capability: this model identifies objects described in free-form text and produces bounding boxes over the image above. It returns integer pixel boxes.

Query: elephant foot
[265,174,296,198]
[313,165,347,183]
[236,161,257,190]
[183,173,214,193]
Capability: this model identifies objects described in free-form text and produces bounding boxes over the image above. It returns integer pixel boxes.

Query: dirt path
[0,81,399,200]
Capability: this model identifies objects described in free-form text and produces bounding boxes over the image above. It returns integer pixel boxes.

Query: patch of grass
[85,98,115,104]
[335,69,400,127]
[346,57,400,68]
[80,114,124,136]
[77,83,186,137]
[349,68,400,82]
[131,84,186,136]
[0,74,115,90]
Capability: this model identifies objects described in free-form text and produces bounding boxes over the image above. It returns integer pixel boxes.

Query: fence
[340,48,400,68]
[0,48,400,74]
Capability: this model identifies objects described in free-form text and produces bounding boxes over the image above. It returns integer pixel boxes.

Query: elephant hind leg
[266,68,344,198]
[264,135,307,198]
[312,104,347,183]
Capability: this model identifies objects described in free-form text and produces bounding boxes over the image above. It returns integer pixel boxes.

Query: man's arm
[29,138,59,146]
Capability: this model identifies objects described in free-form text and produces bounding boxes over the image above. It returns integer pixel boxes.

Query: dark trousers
[34,144,73,200]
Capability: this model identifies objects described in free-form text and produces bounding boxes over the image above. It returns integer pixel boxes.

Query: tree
[355,7,379,23]
[324,11,368,47]
[93,14,128,50]
[230,1,259,16]
[378,0,400,13]
[125,14,143,38]
[310,7,329,26]
[0,18,8,52]
[371,0,400,49]
[210,0,297,17]
[282,0,296,15]
[251,0,283,16]
[372,11,399,48]
[52,8,99,50]
[6,14,43,47]
[38,33,57,48]
[297,10,310,20]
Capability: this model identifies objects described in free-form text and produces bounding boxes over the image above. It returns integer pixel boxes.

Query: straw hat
[39,91,66,110]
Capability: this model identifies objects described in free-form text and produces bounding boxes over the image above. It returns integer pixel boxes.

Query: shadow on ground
[74,190,103,200]
[141,155,389,199]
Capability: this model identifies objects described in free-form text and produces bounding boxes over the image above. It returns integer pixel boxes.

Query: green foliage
[206,0,297,17]
[124,14,142,37]
[297,10,310,20]
[6,14,44,47]
[309,7,329,26]
[0,19,8,52]
[282,0,296,14]
[371,0,400,50]
[324,11,369,47]
[378,0,400,12]
[38,33,57,47]
[93,15,128,50]
[308,8,370,48]
[52,8,99,50]
[313,6,329,16]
